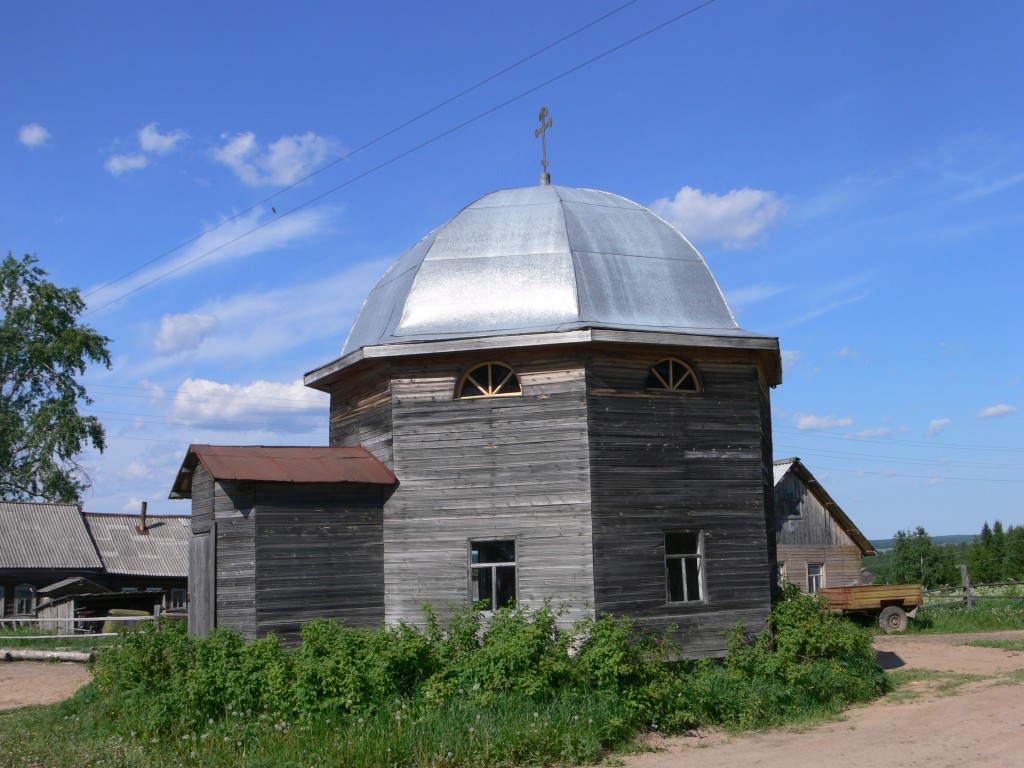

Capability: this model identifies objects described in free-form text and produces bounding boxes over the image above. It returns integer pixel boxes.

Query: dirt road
[2,632,1023,767]
[625,630,1024,768]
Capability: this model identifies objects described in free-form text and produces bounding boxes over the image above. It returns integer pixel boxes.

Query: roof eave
[306,328,781,391]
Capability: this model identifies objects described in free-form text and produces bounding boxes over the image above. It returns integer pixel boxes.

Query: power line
[797,463,1024,484]
[84,0,720,316]
[773,443,1024,470]
[82,0,644,302]
[774,424,1023,454]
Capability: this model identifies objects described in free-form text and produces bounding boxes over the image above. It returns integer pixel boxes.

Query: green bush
[80,594,889,765]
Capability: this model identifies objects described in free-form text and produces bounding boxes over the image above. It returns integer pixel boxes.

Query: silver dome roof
[342,184,745,357]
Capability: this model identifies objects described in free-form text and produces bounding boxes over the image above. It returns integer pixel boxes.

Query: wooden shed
[170,445,396,643]
[173,182,783,657]
[773,457,876,592]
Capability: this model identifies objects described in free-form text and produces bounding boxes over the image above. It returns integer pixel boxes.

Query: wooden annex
[773,457,876,593]
[174,182,784,657]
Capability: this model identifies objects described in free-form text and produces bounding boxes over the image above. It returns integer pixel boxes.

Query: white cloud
[928,417,951,437]
[138,122,188,154]
[121,496,145,513]
[154,312,219,355]
[834,346,857,357]
[139,380,166,402]
[169,377,325,431]
[19,122,50,148]
[213,131,337,186]
[105,153,148,175]
[794,413,854,430]
[125,256,389,377]
[122,461,150,480]
[725,283,788,309]
[780,350,802,370]
[649,186,785,249]
[977,403,1017,418]
[85,206,331,311]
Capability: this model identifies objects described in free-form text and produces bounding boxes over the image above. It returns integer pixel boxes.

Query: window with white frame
[170,589,187,610]
[469,539,516,610]
[665,531,704,603]
[14,583,36,615]
[807,563,824,593]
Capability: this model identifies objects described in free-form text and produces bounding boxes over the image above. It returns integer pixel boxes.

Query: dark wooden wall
[330,361,393,466]
[254,483,385,643]
[586,344,773,657]
[188,466,216,635]
[338,349,597,627]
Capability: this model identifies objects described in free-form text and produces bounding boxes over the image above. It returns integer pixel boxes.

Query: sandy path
[0,661,91,710]
[625,630,1024,768]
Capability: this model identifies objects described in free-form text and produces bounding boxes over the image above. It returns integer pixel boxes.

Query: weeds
[0,589,888,767]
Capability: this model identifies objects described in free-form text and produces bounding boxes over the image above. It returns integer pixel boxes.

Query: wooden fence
[923,565,1024,609]
[0,615,159,639]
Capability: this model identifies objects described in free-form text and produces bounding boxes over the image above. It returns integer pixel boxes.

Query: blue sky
[3,1,1021,538]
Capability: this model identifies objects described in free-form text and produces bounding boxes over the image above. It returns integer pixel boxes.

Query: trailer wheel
[879,606,909,633]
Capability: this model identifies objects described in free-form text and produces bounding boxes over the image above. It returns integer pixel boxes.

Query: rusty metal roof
[169,444,397,499]
[82,513,189,578]
[0,502,104,570]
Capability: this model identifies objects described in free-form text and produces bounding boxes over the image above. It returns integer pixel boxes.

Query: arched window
[647,357,700,392]
[457,361,522,399]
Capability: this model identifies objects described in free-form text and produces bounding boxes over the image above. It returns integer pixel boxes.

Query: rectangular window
[665,531,704,603]
[776,562,787,587]
[470,539,516,610]
[121,587,139,593]
[14,584,36,615]
[170,589,187,610]
[807,563,824,593]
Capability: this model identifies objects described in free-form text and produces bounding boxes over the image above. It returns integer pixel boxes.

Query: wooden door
[188,528,215,636]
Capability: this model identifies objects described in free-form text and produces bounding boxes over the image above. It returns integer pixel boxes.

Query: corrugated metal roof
[82,513,189,578]
[169,444,397,499]
[0,502,104,570]
[772,457,876,556]
[342,184,762,357]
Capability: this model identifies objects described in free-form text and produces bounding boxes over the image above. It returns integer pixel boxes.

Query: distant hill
[869,534,976,553]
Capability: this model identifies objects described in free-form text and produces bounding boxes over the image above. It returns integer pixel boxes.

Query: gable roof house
[173,180,783,657]
[0,501,188,617]
[773,457,875,593]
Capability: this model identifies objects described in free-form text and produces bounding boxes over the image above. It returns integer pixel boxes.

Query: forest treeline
[867,520,1024,589]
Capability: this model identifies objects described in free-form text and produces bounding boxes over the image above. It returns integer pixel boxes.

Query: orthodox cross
[535,105,553,184]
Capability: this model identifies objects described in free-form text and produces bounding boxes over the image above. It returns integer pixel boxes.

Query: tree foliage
[872,520,1024,588]
[0,253,111,501]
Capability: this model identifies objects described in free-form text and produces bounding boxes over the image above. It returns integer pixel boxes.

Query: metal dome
[342,184,745,357]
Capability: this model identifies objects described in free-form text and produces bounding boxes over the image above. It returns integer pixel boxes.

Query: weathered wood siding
[330,361,394,466]
[777,545,863,591]
[586,345,773,657]
[254,483,385,643]
[188,466,216,635]
[382,350,595,626]
[775,470,865,590]
[212,479,256,637]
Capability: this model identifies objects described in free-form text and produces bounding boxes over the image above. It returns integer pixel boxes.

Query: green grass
[907,599,1024,634]
[884,668,990,703]
[966,637,1024,652]
[0,627,120,652]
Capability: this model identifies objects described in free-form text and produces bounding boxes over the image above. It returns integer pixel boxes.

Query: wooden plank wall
[382,350,596,627]
[330,361,394,466]
[775,470,865,591]
[775,473,856,547]
[254,483,385,644]
[777,544,863,591]
[188,466,216,635]
[586,344,773,657]
[212,479,257,637]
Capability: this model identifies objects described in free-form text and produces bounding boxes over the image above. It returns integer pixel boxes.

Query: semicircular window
[458,362,523,399]
[647,358,700,392]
